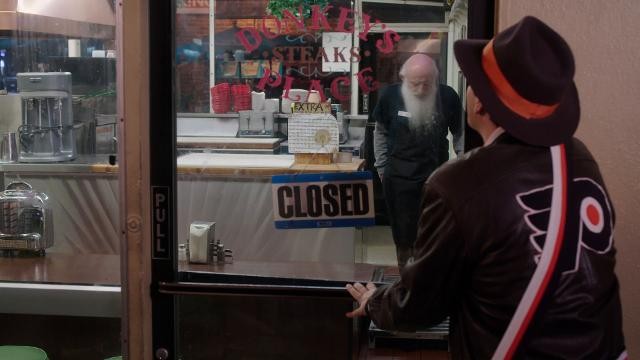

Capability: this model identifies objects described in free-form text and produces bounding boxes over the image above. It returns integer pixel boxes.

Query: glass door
[145,0,495,358]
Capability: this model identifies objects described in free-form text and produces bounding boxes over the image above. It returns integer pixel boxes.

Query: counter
[177,136,283,150]
[0,255,447,358]
[0,153,368,262]
[0,252,382,317]
[179,259,381,288]
[0,153,365,176]
[0,253,410,360]
[0,254,120,318]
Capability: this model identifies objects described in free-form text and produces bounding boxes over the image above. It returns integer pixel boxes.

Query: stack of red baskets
[231,84,251,111]
[211,83,231,113]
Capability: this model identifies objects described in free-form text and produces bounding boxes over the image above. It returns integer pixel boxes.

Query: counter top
[178,112,368,124]
[177,136,283,149]
[181,260,382,284]
[0,253,384,287]
[0,253,121,317]
[0,253,120,286]
[1,153,365,176]
[177,153,364,176]
[0,253,387,317]
[167,260,385,298]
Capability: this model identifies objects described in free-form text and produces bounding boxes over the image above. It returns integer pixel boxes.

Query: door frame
[118,0,497,359]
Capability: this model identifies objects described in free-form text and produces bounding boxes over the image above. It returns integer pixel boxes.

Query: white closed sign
[272,172,375,229]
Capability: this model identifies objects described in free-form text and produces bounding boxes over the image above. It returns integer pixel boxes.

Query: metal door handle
[155,348,169,359]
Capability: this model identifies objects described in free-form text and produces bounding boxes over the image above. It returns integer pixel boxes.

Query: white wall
[498,0,640,356]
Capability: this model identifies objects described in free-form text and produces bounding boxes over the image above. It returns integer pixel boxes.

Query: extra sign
[272,172,375,229]
[291,102,332,114]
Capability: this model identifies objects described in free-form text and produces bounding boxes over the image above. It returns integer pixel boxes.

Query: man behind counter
[348,16,626,359]
[372,54,462,268]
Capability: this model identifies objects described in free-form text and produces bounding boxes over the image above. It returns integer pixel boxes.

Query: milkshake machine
[17,72,76,162]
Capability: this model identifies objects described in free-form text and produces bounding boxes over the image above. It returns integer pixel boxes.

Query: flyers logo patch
[516,178,613,274]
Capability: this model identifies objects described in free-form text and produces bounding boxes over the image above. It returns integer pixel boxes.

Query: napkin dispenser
[187,221,215,264]
[186,221,233,264]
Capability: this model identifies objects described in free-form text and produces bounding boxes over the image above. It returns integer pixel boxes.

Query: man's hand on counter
[345,282,377,318]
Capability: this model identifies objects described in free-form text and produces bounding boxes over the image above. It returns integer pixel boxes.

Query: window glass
[0,1,121,359]
[362,1,445,23]
[173,0,468,357]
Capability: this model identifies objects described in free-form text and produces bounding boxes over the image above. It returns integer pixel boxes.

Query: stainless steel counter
[0,155,116,174]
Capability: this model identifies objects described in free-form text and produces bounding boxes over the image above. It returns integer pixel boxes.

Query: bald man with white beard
[372,54,462,268]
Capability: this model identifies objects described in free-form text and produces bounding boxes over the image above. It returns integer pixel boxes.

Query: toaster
[0,181,54,255]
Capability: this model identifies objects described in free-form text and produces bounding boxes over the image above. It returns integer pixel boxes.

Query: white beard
[401,82,438,131]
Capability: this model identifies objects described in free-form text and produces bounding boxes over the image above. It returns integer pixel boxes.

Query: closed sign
[272,172,375,229]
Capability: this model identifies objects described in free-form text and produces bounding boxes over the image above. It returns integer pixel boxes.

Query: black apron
[383,108,448,266]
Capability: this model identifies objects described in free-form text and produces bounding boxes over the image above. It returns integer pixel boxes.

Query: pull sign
[152,186,171,259]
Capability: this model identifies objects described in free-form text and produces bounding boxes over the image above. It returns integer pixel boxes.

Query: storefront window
[362,1,446,23]
[171,0,468,358]
[0,1,121,358]
[176,0,450,115]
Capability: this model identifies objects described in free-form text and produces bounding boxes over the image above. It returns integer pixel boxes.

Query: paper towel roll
[281,97,293,114]
[264,112,274,132]
[307,90,321,104]
[68,39,81,57]
[282,89,307,113]
[92,50,106,58]
[264,98,279,113]
[251,91,265,111]
[288,89,307,102]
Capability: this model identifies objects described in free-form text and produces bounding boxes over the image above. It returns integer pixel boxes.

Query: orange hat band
[481,40,560,119]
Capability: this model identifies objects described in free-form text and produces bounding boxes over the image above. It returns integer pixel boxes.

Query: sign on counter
[287,113,339,154]
[291,102,332,114]
[272,172,375,229]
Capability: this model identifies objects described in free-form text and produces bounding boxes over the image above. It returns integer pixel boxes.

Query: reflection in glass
[0,1,121,358]
[173,0,469,357]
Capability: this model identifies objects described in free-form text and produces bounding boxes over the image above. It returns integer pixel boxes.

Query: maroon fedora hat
[454,16,580,146]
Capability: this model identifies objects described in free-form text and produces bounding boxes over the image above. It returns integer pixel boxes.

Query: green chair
[0,346,48,360]
[104,357,122,360]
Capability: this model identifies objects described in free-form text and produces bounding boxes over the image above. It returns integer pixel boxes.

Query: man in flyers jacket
[346,16,626,359]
